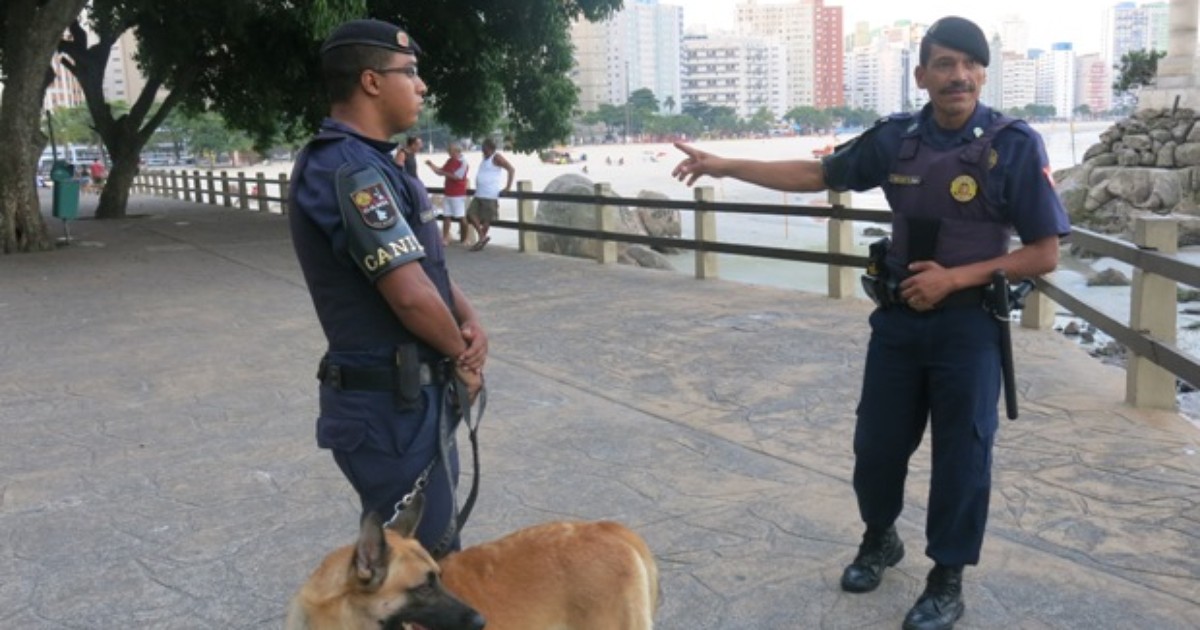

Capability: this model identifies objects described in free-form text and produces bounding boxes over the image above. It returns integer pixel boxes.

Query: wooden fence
[132,168,1199,410]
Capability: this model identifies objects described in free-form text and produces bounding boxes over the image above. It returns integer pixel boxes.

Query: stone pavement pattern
[1,196,1197,629]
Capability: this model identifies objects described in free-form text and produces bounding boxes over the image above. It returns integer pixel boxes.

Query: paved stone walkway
[1,195,1197,629]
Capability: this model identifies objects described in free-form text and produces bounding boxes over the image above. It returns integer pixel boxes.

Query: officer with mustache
[672,16,1070,630]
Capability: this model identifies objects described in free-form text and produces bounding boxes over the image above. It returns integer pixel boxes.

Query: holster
[394,343,423,410]
[862,237,898,309]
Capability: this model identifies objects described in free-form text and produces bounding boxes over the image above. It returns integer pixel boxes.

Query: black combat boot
[902,564,965,630]
[840,525,905,593]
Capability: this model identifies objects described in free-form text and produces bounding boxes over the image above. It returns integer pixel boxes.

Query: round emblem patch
[988,148,998,169]
[950,175,977,203]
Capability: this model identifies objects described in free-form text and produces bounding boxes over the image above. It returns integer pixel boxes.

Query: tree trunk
[0,103,52,253]
[97,141,142,219]
[59,20,191,220]
[0,0,89,253]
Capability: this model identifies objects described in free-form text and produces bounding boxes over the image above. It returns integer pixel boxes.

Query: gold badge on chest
[950,174,978,203]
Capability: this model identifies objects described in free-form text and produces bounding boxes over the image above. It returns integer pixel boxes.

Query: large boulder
[535,173,676,269]
[635,190,683,254]
[1057,114,1200,242]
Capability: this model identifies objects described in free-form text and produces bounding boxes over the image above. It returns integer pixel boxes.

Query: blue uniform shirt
[290,118,451,358]
[823,103,1071,247]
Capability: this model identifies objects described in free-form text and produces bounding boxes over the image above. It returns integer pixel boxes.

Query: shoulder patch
[349,183,400,230]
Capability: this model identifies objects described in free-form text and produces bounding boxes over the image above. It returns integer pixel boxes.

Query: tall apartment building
[569,0,682,114]
[843,21,924,115]
[1103,1,1169,66]
[997,14,1030,56]
[982,34,1005,112]
[1000,53,1038,111]
[1075,53,1113,113]
[102,30,152,105]
[681,34,788,118]
[44,53,86,111]
[1050,43,1078,117]
[736,0,842,109]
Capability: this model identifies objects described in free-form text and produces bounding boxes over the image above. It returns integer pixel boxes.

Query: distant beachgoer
[88,158,107,192]
[466,137,515,251]
[426,142,469,245]
[395,135,421,177]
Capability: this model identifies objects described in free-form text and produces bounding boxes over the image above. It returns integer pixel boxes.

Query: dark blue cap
[320,19,421,56]
[922,16,989,67]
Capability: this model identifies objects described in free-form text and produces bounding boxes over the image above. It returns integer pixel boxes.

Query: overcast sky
[670,0,1108,55]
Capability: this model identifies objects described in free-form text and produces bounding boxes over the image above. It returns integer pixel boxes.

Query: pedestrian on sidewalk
[395,135,422,177]
[426,142,469,246]
[287,18,488,554]
[672,15,1070,630]
[466,137,514,251]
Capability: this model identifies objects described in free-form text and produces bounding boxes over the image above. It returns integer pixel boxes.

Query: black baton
[990,270,1018,420]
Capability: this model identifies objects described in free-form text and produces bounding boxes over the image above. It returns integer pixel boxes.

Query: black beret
[320,19,421,56]
[922,16,989,67]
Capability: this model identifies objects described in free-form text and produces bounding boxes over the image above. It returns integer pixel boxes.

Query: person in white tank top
[466,137,515,251]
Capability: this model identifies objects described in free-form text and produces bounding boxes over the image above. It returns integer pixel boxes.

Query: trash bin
[50,160,79,221]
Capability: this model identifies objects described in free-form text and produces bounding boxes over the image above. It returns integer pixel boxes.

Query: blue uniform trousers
[318,383,461,553]
[854,304,1001,566]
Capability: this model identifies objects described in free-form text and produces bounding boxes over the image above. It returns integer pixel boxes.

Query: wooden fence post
[517,180,537,253]
[277,173,289,214]
[1127,216,1179,409]
[206,171,216,205]
[221,172,232,207]
[694,186,717,279]
[256,172,268,213]
[826,189,855,299]
[594,183,617,264]
[237,173,249,211]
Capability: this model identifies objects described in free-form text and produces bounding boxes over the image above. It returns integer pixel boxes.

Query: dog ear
[354,512,390,587]
[385,494,425,539]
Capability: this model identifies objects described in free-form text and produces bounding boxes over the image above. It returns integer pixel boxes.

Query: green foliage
[43,105,101,145]
[361,0,621,151]
[642,114,702,138]
[784,106,833,133]
[1003,103,1057,121]
[176,111,253,164]
[582,103,627,129]
[628,88,660,115]
[1113,49,1166,94]
[745,107,776,134]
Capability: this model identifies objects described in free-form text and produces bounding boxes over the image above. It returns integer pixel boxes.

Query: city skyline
[671,0,1109,56]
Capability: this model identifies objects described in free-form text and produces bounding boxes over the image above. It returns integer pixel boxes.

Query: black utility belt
[317,357,449,392]
[929,286,987,309]
[862,274,987,311]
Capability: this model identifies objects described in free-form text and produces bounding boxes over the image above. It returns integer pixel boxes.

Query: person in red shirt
[426,142,469,245]
[88,158,108,192]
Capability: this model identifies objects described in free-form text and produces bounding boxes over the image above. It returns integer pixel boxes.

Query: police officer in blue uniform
[289,18,488,556]
[673,16,1070,630]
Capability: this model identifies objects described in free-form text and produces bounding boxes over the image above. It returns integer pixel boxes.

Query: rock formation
[1056,108,1200,243]
[535,173,681,269]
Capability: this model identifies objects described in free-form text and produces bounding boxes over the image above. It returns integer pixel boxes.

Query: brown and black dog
[286,496,659,629]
